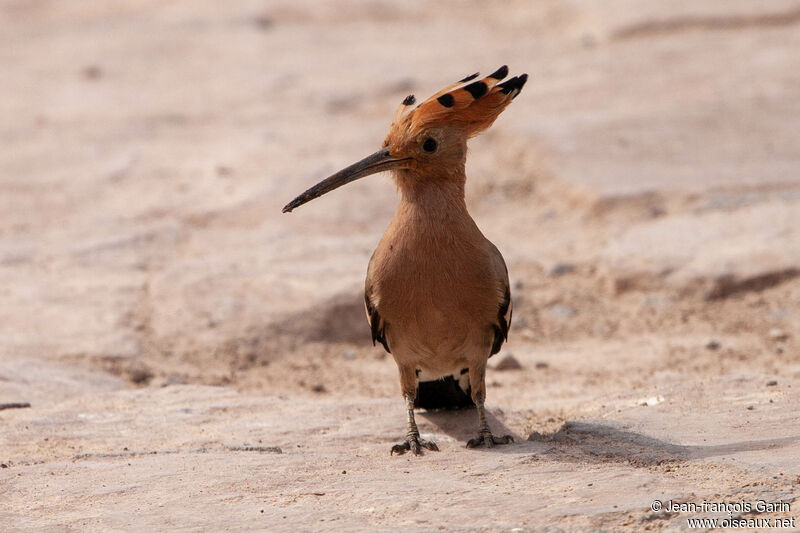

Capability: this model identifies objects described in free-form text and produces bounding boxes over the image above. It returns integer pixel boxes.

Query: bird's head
[282,66,527,213]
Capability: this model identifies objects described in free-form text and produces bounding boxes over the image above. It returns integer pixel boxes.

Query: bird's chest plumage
[367,210,499,367]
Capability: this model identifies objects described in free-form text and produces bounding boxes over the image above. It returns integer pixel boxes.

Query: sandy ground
[2,1,800,531]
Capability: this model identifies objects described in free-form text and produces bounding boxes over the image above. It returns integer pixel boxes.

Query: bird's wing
[364,265,390,354]
[487,241,512,356]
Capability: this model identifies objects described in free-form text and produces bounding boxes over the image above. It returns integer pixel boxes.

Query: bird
[283,66,527,455]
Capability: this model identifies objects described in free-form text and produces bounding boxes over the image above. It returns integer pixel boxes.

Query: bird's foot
[466,430,514,449]
[390,436,439,456]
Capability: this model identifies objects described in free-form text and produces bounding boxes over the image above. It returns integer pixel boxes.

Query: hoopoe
[284,66,527,455]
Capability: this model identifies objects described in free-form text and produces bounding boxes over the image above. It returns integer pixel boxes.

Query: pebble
[0,402,31,411]
[705,339,721,350]
[548,262,575,276]
[81,65,103,80]
[495,354,523,371]
[126,362,153,385]
[769,328,788,341]
[640,395,665,407]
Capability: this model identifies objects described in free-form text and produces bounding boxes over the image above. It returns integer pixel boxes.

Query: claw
[390,437,439,456]
[466,432,514,449]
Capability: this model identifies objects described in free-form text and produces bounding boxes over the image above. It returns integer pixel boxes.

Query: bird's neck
[392,168,468,219]
[388,168,481,246]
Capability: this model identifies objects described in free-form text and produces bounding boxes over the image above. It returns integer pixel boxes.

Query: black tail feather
[414,373,474,410]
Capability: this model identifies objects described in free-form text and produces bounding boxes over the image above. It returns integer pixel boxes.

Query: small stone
[769,328,789,341]
[705,339,721,350]
[639,395,665,407]
[215,165,233,177]
[548,262,575,276]
[81,65,103,80]
[126,362,153,385]
[746,405,755,410]
[767,380,778,387]
[535,361,549,369]
[253,15,273,30]
[495,354,523,371]
[0,402,31,411]
[311,384,326,393]
[343,350,356,360]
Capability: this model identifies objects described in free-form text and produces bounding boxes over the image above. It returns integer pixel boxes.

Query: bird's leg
[390,366,439,456]
[466,363,514,449]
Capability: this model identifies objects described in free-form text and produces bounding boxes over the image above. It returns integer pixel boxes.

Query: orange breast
[367,201,502,362]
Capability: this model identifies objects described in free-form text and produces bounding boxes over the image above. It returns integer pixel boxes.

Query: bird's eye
[422,138,438,153]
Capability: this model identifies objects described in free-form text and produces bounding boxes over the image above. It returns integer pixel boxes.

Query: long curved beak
[282,148,408,213]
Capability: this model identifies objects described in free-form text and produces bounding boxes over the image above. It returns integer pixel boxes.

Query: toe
[467,432,515,449]
[496,434,514,444]
[392,438,438,456]
[391,443,410,455]
[489,434,513,446]
[422,441,439,452]
[466,437,483,448]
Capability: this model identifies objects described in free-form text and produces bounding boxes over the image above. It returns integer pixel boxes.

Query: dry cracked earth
[2,1,800,531]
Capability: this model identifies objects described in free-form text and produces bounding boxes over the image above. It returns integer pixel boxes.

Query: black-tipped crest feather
[498,74,528,97]
[464,80,488,99]
[436,93,455,107]
[488,65,509,80]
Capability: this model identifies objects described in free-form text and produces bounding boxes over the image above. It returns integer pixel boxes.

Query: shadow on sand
[419,407,515,445]
[526,421,800,467]
[421,410,800,466]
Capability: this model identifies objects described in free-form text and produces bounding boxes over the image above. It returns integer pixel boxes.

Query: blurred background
[3,1,800,530]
